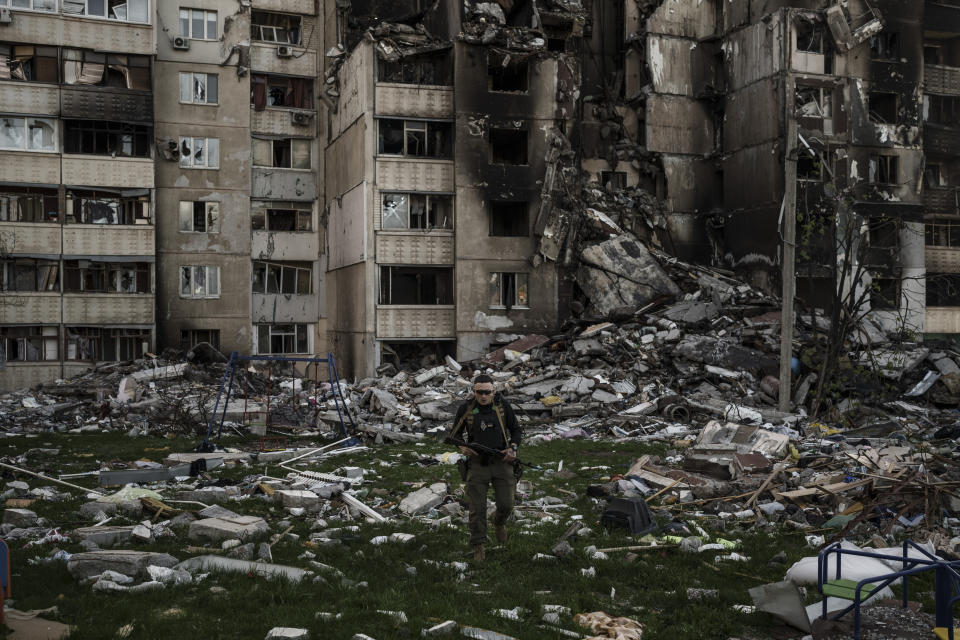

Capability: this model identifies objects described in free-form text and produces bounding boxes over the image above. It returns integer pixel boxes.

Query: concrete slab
[189,516,269,542]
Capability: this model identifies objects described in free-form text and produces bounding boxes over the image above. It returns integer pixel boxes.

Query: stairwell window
[179,136,219,168]
[178,201,220,233]
[251,261,312,295]
[252,137,310,169]
[179,265,219,298]
[490,272,528,309]
[179,72,218,104]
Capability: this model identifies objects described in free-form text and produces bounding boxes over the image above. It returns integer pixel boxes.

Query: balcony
[0,292,60,323]
[0,151,59,184]
[926,246,960,272]
[376,158,454,192]
[250,108,317,137]
[252,0,315,13]
[0,82,58,116]
[62,225,154,256]
[376,84,454,119]
[251,231,318,261]
[376,306,456,339]
[376,232,455,265]
[0,222,60,255]
[61,86,152,122]
[62,293,153,324]
[251,293,318,324]
[62,156,153,189]
[925,65,960,95]
[250,44,316,77]
[925,124,960,155]
[924,187,960,214]
[5,11,153,55]
[251,168,317,201]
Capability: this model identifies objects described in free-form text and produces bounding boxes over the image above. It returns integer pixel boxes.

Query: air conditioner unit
[0,9,12,24]
[290,111,314,126]
[277,45,293,58]
[172,36,190,50]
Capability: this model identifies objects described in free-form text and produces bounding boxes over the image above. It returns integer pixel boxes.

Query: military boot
[495,525,507,544]
[473,544,485,562]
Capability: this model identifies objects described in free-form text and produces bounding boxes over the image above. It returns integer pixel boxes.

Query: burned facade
[155,0,325,359]
[0,3,156,390]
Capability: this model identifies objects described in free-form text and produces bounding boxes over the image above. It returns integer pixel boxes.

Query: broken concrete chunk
[188,516,269,543]
[67,550,179,580]
[266,629,309,640]
[2,508,37,528]
[399,487,443,515]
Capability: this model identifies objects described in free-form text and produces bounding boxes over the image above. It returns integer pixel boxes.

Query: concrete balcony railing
[0,292,60,324]
[927,307,960,333]
[375,158,455,192]
[62,293,153,324]
[250,107,317,137]
[250,44,316,77]
[375,232,455,265]
[251,293,319,324]
[0,82,59,116]
[3,11,153,55]
[0,151,59,184]
[251,230,318,261]
[925,124,960,155]
[926,64,960,95]
[376,305,456,339]
[0,221,60,255]
[926,246,960,272]
[61,85,152,122]
[62,225,154,257]
[375,84,454,119]
[923,187,960,214]
[61,156,154,189]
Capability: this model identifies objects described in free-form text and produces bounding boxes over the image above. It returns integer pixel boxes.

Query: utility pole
[779,110,798,412]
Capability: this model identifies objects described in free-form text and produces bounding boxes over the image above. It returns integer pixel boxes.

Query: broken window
[251,203,313,232]
[600,171,627,190]
[925,44,943,66]
[250,74,314,111]
[251,11,301,45]
[488,52,528,92]
[797,153,822,181]
[180,329,220,351]
[868,91,899,124]
[66,327,149,361]
[251,260,312,295]
[178,201,220,233]
[794,21,833,73]
[179,8,217,40]
[0,0,56,12]
[869,32,899,61]
[61,0,148,22]
[927,273,960,306]
[377,53,452,86]
[66,189,150,225]
[866,216,899,249]
[796,22,826,53]
[64,260,150,293]
[490,128,528,165]
[379,266,454,305]
[180,72,218,104]
[0,45,58,82]
[0,259,59,292]
[925,163,948,188]
[0,187,58,222]
[63,120,149,157]
[256,323,309,354]
[795,85,833,120]
[178,136,219,168]
[926,217,960,246]
[62,49,150,89]
[869,154,898,184]
[252,137,311,169]
[870,275,900,310]
[377,119,453,158]
[489,201,529,237]
[380,193,453,230]
[924,95,960,126]
[0,326,58,362]
[179,265,219,298]
[0,117,56,152]
[489,272,529,309]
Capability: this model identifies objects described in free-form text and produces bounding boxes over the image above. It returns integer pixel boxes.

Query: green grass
[0,433,863,639]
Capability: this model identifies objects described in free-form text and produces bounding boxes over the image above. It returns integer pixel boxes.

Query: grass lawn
[0,432,897,639]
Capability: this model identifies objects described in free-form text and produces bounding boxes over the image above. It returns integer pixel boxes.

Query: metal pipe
[0,461,104,496]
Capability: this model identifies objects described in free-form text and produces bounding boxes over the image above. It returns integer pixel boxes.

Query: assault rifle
[444,435,536,470]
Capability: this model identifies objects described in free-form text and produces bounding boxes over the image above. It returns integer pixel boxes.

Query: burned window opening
[180,329,220,351]
[252,203,313,232]
[796,85,833,120]
[925,95,960,126]
[251,74,314,111]
[489,201,529,237]
[0,45,58,83]
[600,171,627,190]
[924,163,948,188]
[378,53,452,86]
[490,272,528,309]
[795,21,834,73]
[63,260,151,294]
[251,11,301,46]
[926,217,960,247]
[488,52,528,93]
[252,137,311,169]
[0,258,59,292]
[377,119,452,158]
[0,187,58,223]
[925,44,942,66]
[866,216,899,250]
[869,32,899,61]
[64,120,150,157]
[927,273,960,306]
[178,201,219,233]
[869,154,898,185]
[870,275,900,310]
[381,193,453,230]
[489,128,528,165]
[379,266,453,305]
[868,91,899,125]
[66,327,149,362]
[797,154,822,181]
[252,260,312,295]
[67,189,150,225]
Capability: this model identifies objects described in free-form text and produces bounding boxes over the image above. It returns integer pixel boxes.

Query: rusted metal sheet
[483,334,550,364]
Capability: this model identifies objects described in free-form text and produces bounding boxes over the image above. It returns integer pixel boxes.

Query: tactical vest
[451,398,509,446]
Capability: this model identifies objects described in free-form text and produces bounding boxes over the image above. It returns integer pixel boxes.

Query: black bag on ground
[600,497,657,536]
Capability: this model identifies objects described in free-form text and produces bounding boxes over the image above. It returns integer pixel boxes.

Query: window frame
[251,260,312,295]
[63,260,151,294]
[250,10,302,46]
[178,200,220,233]
[179,136,219,169]
[869,154,899,185]
[0,116,57,153]
[179,71,218,105]
[0,44,59,83]
[66,189,151,225]
[489,272,529,310]
[252,137,311,170]
[179,265,220,299]
[62,0,150,23]
[0,325,59,362]
[376,118,453,158]
[65,326,150,361]
[380,192,454,231]
[256,323,310,355]
[0,0,57,12]
[180,328,220,351]
[0,187,59,222]
[179,8,218,41]
[0,258,59,292]
[251,205,313,232]
[63,119,150,157]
